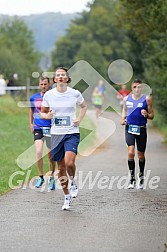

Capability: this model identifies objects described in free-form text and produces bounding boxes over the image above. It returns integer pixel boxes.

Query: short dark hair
[132,79,142,84]
[53,67,71,83]
[40,76,50,83]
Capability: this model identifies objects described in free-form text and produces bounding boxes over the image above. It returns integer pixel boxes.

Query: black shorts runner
[125,125,147,152]
[94,104,102,109]
[33,129,51,149]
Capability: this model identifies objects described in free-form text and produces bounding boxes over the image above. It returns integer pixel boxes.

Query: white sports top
[42,87,84,135]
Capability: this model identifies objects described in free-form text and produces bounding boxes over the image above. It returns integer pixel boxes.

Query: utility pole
[26,77,30,101]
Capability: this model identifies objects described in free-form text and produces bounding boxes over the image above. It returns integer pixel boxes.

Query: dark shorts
[94,104,102,109]
[125,125,147,152]
[51,133,80,162]
[33,129,51,149]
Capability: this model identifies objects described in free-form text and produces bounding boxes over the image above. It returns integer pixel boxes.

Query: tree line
[51,0,167,123]
[0,0,166,124]
[0,18,40,85]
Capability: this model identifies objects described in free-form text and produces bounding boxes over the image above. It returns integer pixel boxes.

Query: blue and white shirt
[30,92,51,130]
[126,95,148,126]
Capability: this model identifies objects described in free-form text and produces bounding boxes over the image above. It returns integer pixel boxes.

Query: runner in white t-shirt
[41,67,87,210]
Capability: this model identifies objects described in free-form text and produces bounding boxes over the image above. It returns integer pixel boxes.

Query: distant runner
[121,79,154,189]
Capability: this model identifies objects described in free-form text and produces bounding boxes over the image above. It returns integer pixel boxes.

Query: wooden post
[26,77,30,101]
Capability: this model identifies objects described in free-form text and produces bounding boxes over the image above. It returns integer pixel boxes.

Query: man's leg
[46,137,56,176]
[57,159,68,194]
[35,139,44,187]
[65,151,76,180]
[65,151,78,198]
[138,151,145,174]
[125,127,136,188]
[35,139,43,176]
[47,149,56,190]
[128,145,135,177]
[57,159,71,210]
[127,145,136,188]
[137,151,145,189]
[136,128,147,189]
[47,150,55,176]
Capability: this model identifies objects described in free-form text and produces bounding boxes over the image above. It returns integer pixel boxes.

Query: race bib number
[128,125,140,135]
[54,116,71,127]
[42,127,51,137]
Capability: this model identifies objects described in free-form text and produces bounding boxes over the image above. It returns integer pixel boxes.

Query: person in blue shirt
[121,79,154,189]
[29,76,55,190]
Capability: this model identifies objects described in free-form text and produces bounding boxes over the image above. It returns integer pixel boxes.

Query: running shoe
[136,173,144,189]
[48,177,55,191]
[127,176,136,189]
[62,195,72,210]
[70,181,78,198]
[35,177,44,188]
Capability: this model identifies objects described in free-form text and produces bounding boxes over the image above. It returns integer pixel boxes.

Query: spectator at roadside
[8,73,19,98]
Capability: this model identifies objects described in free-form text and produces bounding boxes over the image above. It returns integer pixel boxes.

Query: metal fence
[5,85,40,100]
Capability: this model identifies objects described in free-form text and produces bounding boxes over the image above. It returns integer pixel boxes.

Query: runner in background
[98,79,105,96]
[92,86,104,119]
[117,84,130,109]
[29,76,55,190]
[121,79,154,189]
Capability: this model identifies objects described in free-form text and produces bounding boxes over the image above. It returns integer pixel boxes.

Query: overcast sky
[0,0,90,16]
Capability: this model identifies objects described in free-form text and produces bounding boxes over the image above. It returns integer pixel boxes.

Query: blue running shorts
[51,133,80,162]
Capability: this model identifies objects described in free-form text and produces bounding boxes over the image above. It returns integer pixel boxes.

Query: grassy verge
[0,94,96,195]
[152,111,167,145]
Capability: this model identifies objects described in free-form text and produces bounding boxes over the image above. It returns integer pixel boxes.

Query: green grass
[0,95,33,194]
[152,111,167,144]
[0,94,96,195]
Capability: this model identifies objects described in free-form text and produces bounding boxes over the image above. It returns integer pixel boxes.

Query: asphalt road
[0,111,167,252]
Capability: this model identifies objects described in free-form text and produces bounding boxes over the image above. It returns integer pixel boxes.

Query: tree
[51,0,129,71]
[51,24,92,69]
[116,0,167,121]
[50,0,167,122]
[0,18,41,85]
[75,40,108,78]
[0,46,27,81]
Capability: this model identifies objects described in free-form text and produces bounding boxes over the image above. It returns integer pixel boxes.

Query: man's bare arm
[40,106,54,119]
[73,101,87,126]
[121,97,127,125]
[141,96,154,120]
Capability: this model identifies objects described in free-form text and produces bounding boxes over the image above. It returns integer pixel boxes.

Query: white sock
[64,194,71,199]
[69,178,75,185]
